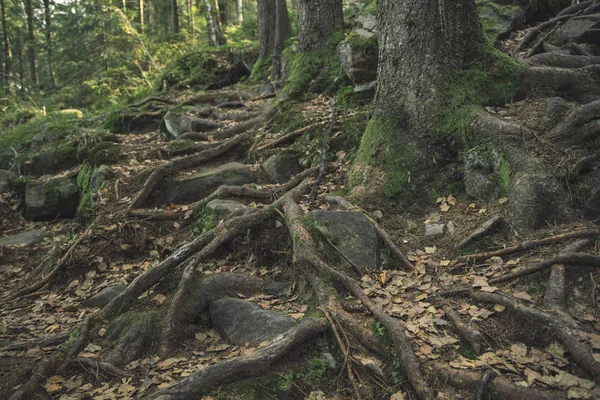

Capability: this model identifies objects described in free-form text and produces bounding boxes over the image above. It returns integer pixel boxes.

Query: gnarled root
[443,305,483,355]
[521,66,600,102]
[547,98,600,145]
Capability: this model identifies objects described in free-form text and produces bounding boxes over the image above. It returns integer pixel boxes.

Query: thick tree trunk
[23,0,37,86]
[0,0,11,91]
[203,0,226,46]
[42,0,56,89]
[352,0,481,199]
[297,0,343,52]
[271,0,291,79]
[257,0,275,57]
[172,0,180,33]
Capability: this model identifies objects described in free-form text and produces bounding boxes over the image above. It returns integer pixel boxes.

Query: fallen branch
[455,216,502,251]
[443,305,483,355]
[474,370,496,400]
[75,357,130,377]
[256,121,327,151]
[517,11,584,51]
[457,229,599,264]
[326,196,414,271]
[472,292,600,378]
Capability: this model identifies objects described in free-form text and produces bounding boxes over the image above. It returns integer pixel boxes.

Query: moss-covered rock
[337,32,378,83]
[477,0,525,41]
[25,176,80,221]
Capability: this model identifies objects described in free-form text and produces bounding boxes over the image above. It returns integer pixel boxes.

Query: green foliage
[351,117,416,196]
[299,358,327,389]
[192,210,219,235]
[476,0,524,42]
[372,321,390,346]
[76,163,97,223]
[250,55,272,82]
[499,154,512,194]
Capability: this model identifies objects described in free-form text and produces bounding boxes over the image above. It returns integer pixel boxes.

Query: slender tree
[42,0,56,89]
[203,0,225,46]
[271,0,291,79]
[236,0,242,25]
[139,0,144,31]
[23,0,37,85]
[172,0,180,33]
[0,0,11,91]
[297,0,343,52]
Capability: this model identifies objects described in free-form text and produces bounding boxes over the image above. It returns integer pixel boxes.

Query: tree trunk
[0,0,11,91]
[203,0,226,46]
[271,0,291,79]
[172,0,180,33]
[351,0,482,199]
[297,0,343,52]
[23,0,37,86]
[140,0,144,31]
[257,0,275,57]
[43,0,56,89]
[217,0,227,26]
[237,0,243,25]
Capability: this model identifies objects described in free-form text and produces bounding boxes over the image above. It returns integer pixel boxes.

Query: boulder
[0,229,48,247]
[25,177,79,221]
[478,1,525,39]
[158,162,254,205]
[0,170,15,193]
[206,199,245,217]
[311,210,378,272]
[262,153,302,184]
[337,39,378,84]
[82,283,127,308]
[464,169,500,201]
[210,298,295,346]
[164,112,221,139]
[559,13,600,45]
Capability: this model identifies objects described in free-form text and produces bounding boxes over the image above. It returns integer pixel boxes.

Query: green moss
[250,54,272,82]
[351,117,416,196]
[282,31,346,100]
[42,180,62,207]
[88,142,121,165]
[476,0,524,42]
[76,163,96,223]
[193,209,219,235]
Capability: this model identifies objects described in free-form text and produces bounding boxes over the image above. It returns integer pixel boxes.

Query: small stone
[0,170,16,193]
[322,352,337,370]
[424,223,445,237]
[82,283,127,308]
[446,220,456,235]
[372,210,383,221]
[262,153,302,184]
[0,229,48,247]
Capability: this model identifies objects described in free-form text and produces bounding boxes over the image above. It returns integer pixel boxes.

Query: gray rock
[424,223,445,237]
[0,229,48,247]
[25,177,80,221]
[255,83,275,97]
[0,170,15,193]
[478,2,525,38]
[357,14,377,32]
[206,199,245,217]
[560,13,600,45]
[82,283,127,308]
[322,352,337,370]
[158,162,254,205]
[337,40,378,83]
[464,169,499,201]
[312,210,378,271]
[164,112,221,139]
[90,165,113,190]
[262,153,302,184]
[209,298,295,346]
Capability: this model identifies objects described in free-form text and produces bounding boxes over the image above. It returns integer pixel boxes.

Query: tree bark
[42,0,56,89]
[203,0,226,46]
[237,0,243,24]
[23,0,37,86]
[217,0,227,26]
[297,0,343,52]
[272,0,292,79]
[172,0,180,33]
[0,0,11,91]
[352,0,482,199]
[140,0,144,31]
[257,0,275,57]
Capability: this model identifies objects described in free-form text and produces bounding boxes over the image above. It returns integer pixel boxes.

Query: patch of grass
[192,209,219,235]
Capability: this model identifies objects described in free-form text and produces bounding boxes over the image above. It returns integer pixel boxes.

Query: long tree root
[282,197,433,399]
[146,318,328,400]
[442,305,483,355]
[527,53,600,69]
[456,228,599,264]
[516,9,586,52]
[547,98,600,145]
[435,364,565,400]
[326,196,414,271]
[127,132,250,211]
[310,103,337,201]
[520,65,600,101]
[211,107,277,140]
[472,292,600,378]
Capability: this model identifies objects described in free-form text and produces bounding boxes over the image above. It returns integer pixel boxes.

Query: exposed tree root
[548,98,600,145]
[164,141,222,157]
[516,9,586,52]
[128,96,175,109]
[472,292,600,378]
[528,53,600,69]
[556,0,594,17]
[127,132,250,211]
[325,196,414,271]
[310,103,337,201]
[435,364,565,400]
[282,197,433,399]
[256,120,328,151]
[521,66,600,101]
[146,318,327,400]
[442,305,483,355]
[211,107,277,140]
[74,357,130,378]
[474,370,496,400]
[106,313,158,366]
[455,216,502,251]
[1,333,69,351]
[489,252,600,285]
[456,229,599,264]
[175,131,210,142]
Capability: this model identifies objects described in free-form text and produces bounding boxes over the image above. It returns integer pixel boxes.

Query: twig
[443,305,483,355]
[474,369,496,400]
[310,102,337,201]
[527,22,562,57]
